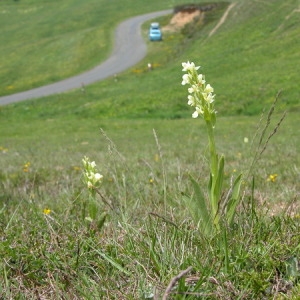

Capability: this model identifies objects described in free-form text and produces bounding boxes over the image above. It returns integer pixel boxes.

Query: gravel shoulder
[0,9,172,106]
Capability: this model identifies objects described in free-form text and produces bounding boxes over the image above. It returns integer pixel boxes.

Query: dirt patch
[163,10,203,32]
[163,3,234,36]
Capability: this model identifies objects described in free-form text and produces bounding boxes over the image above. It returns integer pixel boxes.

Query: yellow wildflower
[43,208,51,215]
[267,174,278,182]
[0,146,8,153]
[23,162,30,172]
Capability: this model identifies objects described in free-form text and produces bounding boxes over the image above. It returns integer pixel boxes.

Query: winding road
[0,9,172,106]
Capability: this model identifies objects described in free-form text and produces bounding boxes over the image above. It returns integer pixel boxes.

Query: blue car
[149,22,162,41]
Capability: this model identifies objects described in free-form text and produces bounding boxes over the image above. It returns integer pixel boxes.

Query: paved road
[0,9,172,106]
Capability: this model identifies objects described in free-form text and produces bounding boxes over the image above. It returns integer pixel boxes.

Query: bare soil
[163,10,203,32]
[163,2,236,36]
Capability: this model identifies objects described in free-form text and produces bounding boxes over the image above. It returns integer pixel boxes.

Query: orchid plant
[182,61,243,235]
[82,156,107,228]
[82,156,103,192]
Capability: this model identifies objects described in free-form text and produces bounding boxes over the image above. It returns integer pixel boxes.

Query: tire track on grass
[209,2,237,37]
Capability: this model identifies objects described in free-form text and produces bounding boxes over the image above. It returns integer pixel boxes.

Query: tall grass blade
[222,227,230,273]
[214,155,225,209]
[90,245,130,276]
[226,173,243,225]
[250,176,258,221]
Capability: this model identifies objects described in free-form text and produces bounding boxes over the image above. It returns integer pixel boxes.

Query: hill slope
[0,0,299,121]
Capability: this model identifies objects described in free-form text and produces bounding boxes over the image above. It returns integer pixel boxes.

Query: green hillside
[0,0,299,118]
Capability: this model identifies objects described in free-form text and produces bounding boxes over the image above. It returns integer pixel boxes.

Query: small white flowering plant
[82,156,103,191]
[82,156,107,228]
[182,61,243,234]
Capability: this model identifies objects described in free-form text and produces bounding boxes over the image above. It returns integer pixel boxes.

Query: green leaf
[286,256,299,279]
[183,176,212,235]
[89,200,98,220]
[97,212,107,230]
[208,172,212,192]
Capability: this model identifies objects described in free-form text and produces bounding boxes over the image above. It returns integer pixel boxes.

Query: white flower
[90,161,96,168]
[202,93,215,103]
[94,173,103,181]
[192,106,204,118]
[82,156,89,167]
[197,74,205,85]
[206,93,215,104]
[182,61,200,72]
[187,95,195,106]
[87,181,93,188]
[192,111,198,118]
[188,85,198,94]
[204,84,214,93]
[202,92,215,104]
[181,74,190,85]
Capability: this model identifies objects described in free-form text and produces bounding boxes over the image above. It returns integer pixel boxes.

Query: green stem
[206,121,217,175]
[206,121,218,217]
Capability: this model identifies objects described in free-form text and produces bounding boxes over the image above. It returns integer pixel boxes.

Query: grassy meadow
[0,0,299,298]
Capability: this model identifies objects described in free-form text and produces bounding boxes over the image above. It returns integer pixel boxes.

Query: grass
[0,0,300,298]
[1,113,299,298]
